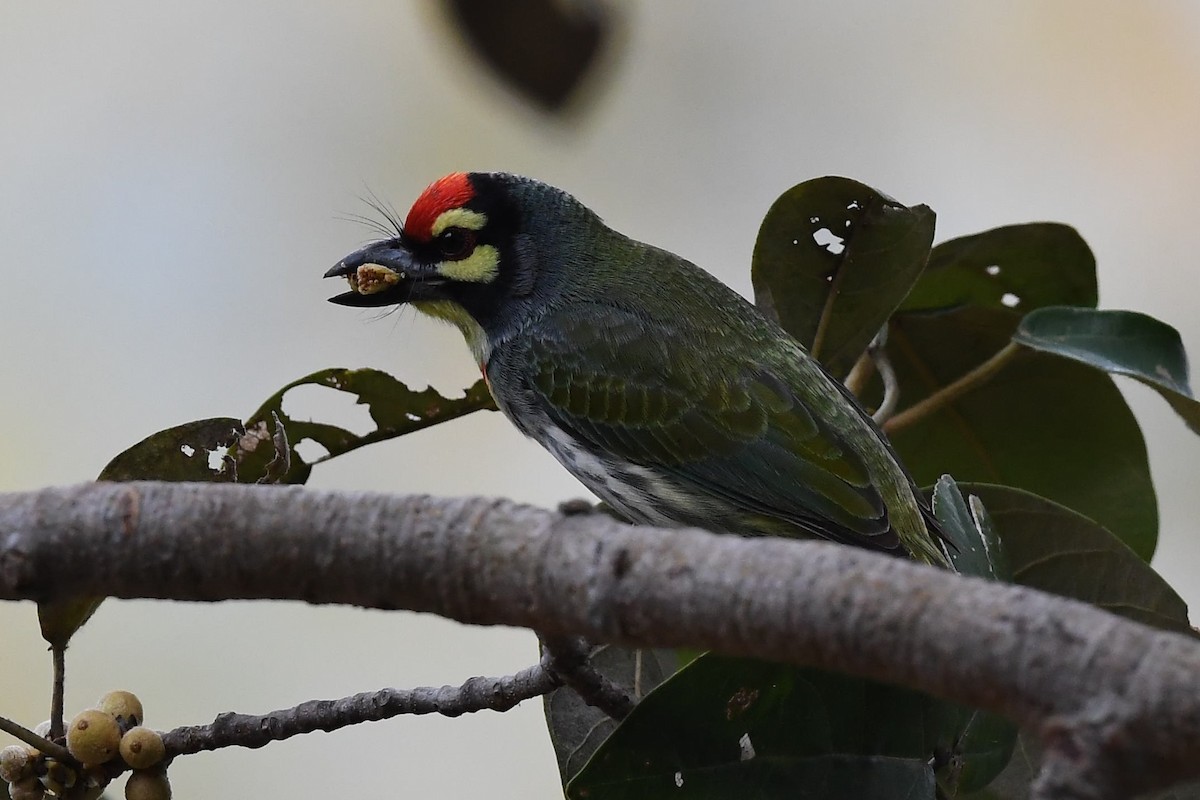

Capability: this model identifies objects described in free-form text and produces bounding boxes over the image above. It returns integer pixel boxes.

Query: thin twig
[872,341,900,425]
[161,659,560,756]
[0,716,74,763]
[50,644,65,742]
[860,327,900,424]
[843,348,876,398]
[540,635,636,720]
[883,342,1023,435]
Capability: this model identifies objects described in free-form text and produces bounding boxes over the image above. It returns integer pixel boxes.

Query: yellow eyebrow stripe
[431,208,488,238]
[437,244,499,283]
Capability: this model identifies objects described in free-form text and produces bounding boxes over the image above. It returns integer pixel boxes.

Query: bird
[325,172,948,566]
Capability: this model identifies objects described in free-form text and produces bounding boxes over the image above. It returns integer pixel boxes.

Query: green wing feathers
[522,304,936,557]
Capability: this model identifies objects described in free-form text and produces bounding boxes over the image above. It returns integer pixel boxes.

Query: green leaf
[98,417,245,482]
[544,645,679,785]
[1014,306,1200,434]
[959,731,1040,799]
[238,369,496,484]
[949,708,1020,795]
[751,177,936,378]
[569,655,976,800]
[962,483,1189,635]
[927,478,1018,792]
[903,223,1097,313]
[884,306,1157,560]
[931,475,1010,582]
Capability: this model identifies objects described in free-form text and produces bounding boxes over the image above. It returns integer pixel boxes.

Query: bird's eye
[437,227,476,260]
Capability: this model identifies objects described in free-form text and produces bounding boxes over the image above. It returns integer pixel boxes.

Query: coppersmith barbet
[325,172,947,566]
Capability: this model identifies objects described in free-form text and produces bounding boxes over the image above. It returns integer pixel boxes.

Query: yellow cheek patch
[431,208,488,238]
[437,244,500,283]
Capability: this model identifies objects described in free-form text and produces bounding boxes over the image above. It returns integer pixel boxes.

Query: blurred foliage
[444,0,620,111]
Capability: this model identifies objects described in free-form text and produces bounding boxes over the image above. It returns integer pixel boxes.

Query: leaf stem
[883,342,1024,435]
[871,339,900,425]
[843,348,876,398]
[50,644,65,742]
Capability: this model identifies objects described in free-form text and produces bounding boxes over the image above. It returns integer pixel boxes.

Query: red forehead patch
[404,172,475,242]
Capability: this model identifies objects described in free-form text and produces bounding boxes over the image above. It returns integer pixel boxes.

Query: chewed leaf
[237,368,496,484]
[99,417,245,483]
[752,177,935,379]
[904,223,1097,313]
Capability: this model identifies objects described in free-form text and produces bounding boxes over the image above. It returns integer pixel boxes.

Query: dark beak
[324,240,421,307]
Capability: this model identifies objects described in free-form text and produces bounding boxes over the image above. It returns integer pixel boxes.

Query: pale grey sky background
[3,2,1200,797]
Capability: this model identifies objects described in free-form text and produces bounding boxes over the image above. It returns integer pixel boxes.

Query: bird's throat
[412,299,490,364]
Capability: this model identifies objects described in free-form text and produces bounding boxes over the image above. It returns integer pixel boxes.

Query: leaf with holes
[99,417,245,483]
[1014,306,1200,434]
[237,368,496,484]
[880,306,1157,560]
[902,223,1097,313]
[751,177,936,379]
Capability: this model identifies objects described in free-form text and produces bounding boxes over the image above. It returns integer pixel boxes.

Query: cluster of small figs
[0,691,169,800]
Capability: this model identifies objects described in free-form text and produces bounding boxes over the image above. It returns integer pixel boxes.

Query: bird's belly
[537,423,708,528]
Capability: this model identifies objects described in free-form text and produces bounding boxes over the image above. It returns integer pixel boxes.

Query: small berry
[119,728,166,770]
[31,720,52,739]
[40,757,78,794]
[0,744,34,783]
[96,691,144,730]
[8,776,45,800]
[66,709,122,765]
[125,769,171,800]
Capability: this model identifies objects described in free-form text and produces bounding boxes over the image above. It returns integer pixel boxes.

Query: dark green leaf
[751,177,936,378]
[959,730,1039,799]
[903,223,1097,313]
[963,483,1189,634]
[99,417,245,482]
[928,479,1018,792]
[238,369,496,484]
[545,645,679,784]
[950,708,1019,795]
[569,655,971,800]
[931,475,1010,582]
[883,306,1157,560]
[1014,306,1200,434]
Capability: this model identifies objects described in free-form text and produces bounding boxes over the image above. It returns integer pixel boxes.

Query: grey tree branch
[538,634,635,720]
[162,657,561,756]
[1,481,1199,799]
